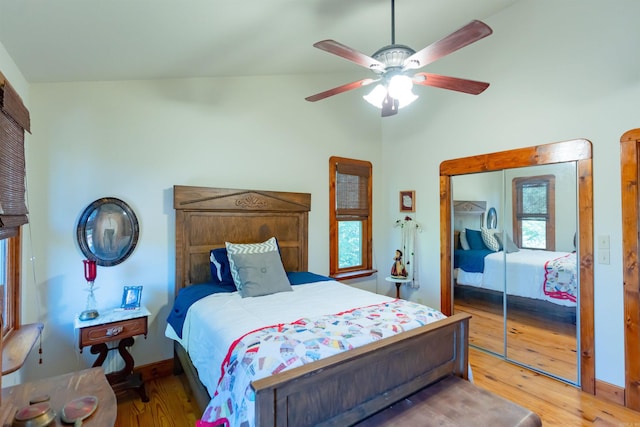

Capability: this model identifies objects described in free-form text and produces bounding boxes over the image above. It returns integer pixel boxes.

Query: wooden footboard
[252,312,470,427]
[174,313,470,425]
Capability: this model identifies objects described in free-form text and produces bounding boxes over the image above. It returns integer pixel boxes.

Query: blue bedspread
[166,272,332,339]
[285,271,332,285]
[454,249,493,273]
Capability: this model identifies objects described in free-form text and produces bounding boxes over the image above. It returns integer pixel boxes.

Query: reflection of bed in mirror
[453,200,576,323]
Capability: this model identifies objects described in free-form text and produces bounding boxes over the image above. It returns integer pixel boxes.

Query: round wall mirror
[487,207,497,229]
[76,197,139,266]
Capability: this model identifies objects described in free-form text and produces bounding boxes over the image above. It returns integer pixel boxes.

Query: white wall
[380,0,640,387]
[18,75,384,381]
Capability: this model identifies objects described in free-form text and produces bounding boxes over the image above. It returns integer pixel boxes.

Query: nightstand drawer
[79,316,147,348]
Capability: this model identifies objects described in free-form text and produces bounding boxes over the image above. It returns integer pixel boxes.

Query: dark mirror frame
[76,197,139,267]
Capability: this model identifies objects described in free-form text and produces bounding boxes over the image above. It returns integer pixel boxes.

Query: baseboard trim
[134,358,174,381]
[595,379,625,406]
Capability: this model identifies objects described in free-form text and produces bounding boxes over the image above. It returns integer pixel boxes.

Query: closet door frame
[620,128,640,410]
[439,138,595,394]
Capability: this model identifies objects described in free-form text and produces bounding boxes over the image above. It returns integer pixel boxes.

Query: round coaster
[61,395,98,424]
[29,395,50,404]
[13,401,56,427]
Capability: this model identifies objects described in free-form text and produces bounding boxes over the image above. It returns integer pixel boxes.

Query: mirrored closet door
[440,139,594,392]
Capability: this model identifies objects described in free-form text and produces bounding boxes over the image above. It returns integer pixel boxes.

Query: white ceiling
[0,0,518,83]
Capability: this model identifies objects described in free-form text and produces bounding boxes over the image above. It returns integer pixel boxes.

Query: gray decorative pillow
[226,237,292,298]
[494,232,520,253]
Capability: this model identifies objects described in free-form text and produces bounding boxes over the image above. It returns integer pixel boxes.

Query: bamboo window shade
[336,163,370,217]
[0,74,31,240]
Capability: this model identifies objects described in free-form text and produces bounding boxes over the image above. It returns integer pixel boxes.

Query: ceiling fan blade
[402,20,492,71]
[313,40,385,71]
[305,78,379,102]
[413,73,490,95]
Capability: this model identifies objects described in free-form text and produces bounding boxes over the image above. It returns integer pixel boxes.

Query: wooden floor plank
[456,296,578,381]
[115,373,200,427]
[115,352,640,426]
[470,348,640,425]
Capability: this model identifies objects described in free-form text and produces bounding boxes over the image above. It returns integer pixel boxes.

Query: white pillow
[459,231,470,250]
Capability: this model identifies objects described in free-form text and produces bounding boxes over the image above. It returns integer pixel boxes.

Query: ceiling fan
[305,0,493,117]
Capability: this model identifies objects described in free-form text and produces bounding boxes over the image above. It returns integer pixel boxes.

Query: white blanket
[165,280,396,396]
[456,249,576,307]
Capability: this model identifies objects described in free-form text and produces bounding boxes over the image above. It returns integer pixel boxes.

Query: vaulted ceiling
[0,0,518,83]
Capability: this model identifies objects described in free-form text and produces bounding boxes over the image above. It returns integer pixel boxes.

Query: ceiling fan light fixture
[364,76,418,111]
[363,84,387,108]
[388,74,418,108]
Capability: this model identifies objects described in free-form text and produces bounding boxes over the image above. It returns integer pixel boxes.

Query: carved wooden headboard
[453,200,486,231]
[173,185,311,294]
[452,200,486,249]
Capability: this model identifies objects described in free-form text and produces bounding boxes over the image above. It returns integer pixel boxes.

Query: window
[0,73,30,342]
[0,234,20,337]
[512,175,556,250]
[329,156,375,279]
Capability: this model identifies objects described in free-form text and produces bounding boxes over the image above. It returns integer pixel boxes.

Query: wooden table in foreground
[0,367,117,426]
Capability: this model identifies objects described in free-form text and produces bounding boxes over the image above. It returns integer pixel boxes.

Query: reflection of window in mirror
[513,175,555,251]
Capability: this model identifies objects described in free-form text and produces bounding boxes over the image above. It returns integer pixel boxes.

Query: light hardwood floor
[455,295,578,381]
[115,350,640,426]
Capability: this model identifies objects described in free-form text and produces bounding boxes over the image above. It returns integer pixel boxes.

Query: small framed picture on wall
[400,190,415,212]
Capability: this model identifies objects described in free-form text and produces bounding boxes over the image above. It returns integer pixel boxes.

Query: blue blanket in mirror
[454,249,494,273]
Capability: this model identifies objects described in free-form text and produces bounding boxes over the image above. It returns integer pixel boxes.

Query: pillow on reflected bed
[226,237,292,298]
[465,228,488,250]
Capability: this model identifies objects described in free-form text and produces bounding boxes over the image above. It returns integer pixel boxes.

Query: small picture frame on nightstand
[121,285,143,310]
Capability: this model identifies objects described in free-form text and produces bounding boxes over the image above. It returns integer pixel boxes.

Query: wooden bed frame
[173,185,471,425]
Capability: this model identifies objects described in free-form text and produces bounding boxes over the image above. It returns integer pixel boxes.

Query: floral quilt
[543,252,577,302]
[197,299,446,427]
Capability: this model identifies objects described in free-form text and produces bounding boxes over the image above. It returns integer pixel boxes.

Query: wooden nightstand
[74,306,151,402]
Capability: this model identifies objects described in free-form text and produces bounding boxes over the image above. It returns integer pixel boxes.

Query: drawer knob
[106,326,123,336]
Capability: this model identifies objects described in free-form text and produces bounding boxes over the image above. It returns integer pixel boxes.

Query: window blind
[336,162,369,217]
[0,75,31,240]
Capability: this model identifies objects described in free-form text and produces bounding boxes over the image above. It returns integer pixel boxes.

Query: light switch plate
[598,250,610,264]
[598,235,610,249]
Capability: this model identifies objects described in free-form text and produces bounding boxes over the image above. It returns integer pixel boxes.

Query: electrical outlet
[598,250,610,264]
[598,235,610,249]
